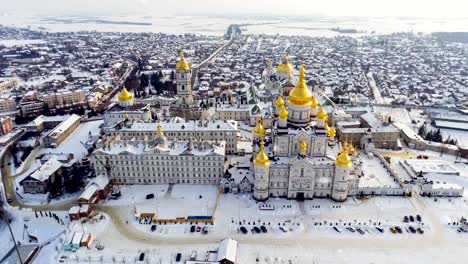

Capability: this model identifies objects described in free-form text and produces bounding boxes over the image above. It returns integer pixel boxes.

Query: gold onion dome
[335,147,352,167]
[277,53,293,73]
[156,123,165,137]
[311,95,319,109]
[253,116,266,137]
[300,139,308,152]
[118,87,133,101]
[328,126,336,137]
[288,65,313,106]
[348,144,356,155]
[316,106,328,120]
[176,51,190,70]
[255,140,270,166]
[278,106,288,119]
[275,95,285,108]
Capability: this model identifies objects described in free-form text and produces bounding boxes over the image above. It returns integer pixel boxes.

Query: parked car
[409,226,416,233]
[240,226,248,234]
[175,253,182,262]
[196,226,201,232]
[202,226,208,234]
[403,216,409,223]
[279,226,288,233]
[333,227,342,233]
[346,227,355,233]
[417,227,424,234]
[139,253,145,261]
[356,228,365,235]
[395,226,403,234]
[145,193,154,199]
[190,225,196,233]
[416,215,422,222]
[151,225,157,232]
[390,227,397,234]
[253,226,261,234]
[409,215,415,222]
[260,226,267,233]
[375,227,384,233]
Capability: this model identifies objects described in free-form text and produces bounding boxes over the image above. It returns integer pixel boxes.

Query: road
[190,29,237,87]
[367,72,384,104]
[95,60,136,113]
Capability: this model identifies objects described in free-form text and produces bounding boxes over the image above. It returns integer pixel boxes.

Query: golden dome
[300,139,307,152]
[157,123,164,137]
[343,140,349,151]
[255,140,270,166]
[328,126,336,137]
[311,95,319,109]
[253,116,266,137]
[316,106,328,120]
[277,53,293,73]
[118,87,133,101]
[275,95,285,108]
[176,51,190,70]
[288,65,313,106]
[348,144,356,155]
[335,148,352,167]
[278,106,288,119]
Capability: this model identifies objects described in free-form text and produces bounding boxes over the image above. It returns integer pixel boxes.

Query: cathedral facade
[252,64,359,202]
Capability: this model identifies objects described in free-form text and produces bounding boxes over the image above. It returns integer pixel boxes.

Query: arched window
[181,85,185,90]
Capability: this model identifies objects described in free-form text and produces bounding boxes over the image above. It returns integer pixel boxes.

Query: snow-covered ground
[359,153,401,188]
[0,207,69,263]
[44,189,468,263]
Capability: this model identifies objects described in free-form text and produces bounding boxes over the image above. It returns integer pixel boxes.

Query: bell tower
[175,51,193,105]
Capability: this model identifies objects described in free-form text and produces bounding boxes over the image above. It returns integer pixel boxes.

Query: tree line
[418,124,458,145]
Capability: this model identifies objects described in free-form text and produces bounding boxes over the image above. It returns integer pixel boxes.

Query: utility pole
[5,219,24,264]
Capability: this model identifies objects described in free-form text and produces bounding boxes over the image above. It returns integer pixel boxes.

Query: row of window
[100,155,222,162]
[114,172,221,178]
[115,166,223,173]
[113,178,218,184]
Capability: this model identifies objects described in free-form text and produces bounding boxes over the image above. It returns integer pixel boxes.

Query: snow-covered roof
[119,119,237,132]
[28,157,62,182]
[47,114,81,139]
[80,185,98,201]
[69,206,80,215]
[95,140,225,157]
[217,237,238,263]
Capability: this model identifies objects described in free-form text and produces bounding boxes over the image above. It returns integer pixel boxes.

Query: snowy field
[359,153,401,188]
[0,207,69,263]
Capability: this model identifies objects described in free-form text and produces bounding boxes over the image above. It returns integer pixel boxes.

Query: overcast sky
[3,0,468,18]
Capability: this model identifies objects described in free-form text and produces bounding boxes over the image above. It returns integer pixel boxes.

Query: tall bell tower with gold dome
[253,140,271,201]
[175,50,193,106]
[332,144,353,201]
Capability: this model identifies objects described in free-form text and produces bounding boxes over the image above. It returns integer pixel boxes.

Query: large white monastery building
[92,124,226,185]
